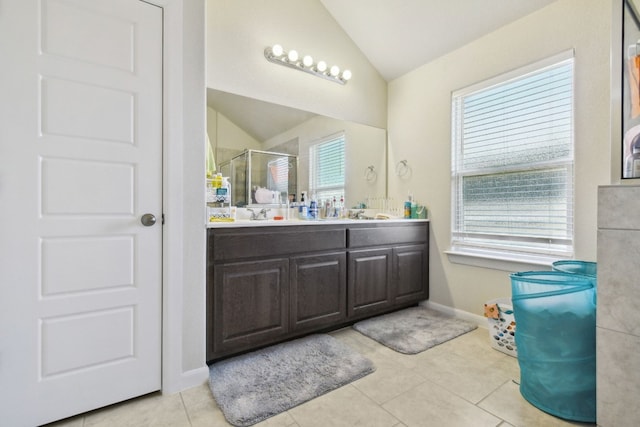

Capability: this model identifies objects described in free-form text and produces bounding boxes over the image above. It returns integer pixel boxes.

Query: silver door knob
[141,213,157,227]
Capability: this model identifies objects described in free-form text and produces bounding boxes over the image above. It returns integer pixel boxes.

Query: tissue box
[485,298,517,357]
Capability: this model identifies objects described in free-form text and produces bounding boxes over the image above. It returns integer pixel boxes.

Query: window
[309,132,345,202]
[450,51,574,263]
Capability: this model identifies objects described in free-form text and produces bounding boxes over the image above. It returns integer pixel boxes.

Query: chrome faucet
[350,209,364,219]
[248,208,270,220]
[350,209,373,220]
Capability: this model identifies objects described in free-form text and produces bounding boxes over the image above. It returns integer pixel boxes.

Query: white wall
[387,0,612,315]
[206,0,387,129]
[159,0,207,393]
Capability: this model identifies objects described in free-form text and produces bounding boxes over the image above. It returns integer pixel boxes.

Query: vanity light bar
[264,44,352,85]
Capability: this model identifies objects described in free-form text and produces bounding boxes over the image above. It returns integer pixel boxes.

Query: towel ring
[364,165,377,182]
[396,160,410,177]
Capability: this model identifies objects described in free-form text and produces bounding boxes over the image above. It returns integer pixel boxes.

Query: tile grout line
[345,383,405,426]
[179,391,194,426]
[474,378,517,424]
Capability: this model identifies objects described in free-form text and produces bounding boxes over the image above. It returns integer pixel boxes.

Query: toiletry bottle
[215,175,228,203]
[213,173,222,189]
[308,194,318,220]
[206,179,215,203]
[404,194,412,219]
[339,195,345,218]
[322,199,330,219]
[222,176,231,204]
[299,192,308,219]
[410,199,417,219]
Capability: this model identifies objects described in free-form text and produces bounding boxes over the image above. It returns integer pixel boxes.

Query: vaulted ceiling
[320,0,558,81]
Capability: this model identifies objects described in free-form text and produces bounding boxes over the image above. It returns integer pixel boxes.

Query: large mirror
[206,89,387,209]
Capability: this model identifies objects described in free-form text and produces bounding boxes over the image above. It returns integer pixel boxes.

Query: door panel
[41,307,135,376]
[393,244,429,304]
[42,158,135,214]
[291,252,347,331]
[0,1,163,425]
[41,0,136,72]
[347,248,393,317]
[212,259,290,359]
[41,235,134,295]
[41,77,135,143]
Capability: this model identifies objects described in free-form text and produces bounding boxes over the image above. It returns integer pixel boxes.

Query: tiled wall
[597,185,640,426]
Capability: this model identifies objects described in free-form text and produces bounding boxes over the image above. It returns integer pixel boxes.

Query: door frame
[148,0,208,394]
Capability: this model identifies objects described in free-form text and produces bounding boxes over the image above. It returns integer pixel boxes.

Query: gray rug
[208,334,375,426]
[353,306,477,354]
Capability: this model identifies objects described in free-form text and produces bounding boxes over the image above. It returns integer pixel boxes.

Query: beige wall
[387,0,612,315]
[206,106,261,166]
[263,116,387,205]
[206,0,387,129]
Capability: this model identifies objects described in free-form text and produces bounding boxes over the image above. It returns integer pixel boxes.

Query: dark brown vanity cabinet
[207,225,347,361]
[348,223,429,319]
[207,221,428,361]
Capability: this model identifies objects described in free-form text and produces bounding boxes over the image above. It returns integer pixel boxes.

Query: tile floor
[46,327,595,427]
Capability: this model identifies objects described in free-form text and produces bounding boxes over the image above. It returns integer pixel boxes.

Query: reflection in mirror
[221,149,298,207]
[206,89,387,209]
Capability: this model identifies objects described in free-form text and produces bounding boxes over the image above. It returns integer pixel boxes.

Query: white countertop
[206,218,429,228]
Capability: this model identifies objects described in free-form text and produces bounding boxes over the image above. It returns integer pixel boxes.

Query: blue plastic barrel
[510,271,596,422]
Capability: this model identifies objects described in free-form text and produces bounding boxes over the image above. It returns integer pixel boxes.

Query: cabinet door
[348,248,393,317]
[393,244,429,305]
[290,252,347,332]
[211,258,289,359]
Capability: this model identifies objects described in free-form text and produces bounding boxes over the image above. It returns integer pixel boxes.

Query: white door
[0,1,163,425]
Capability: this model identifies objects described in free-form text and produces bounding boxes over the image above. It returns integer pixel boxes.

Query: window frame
[448,50,575,269]
[308,131,346,202]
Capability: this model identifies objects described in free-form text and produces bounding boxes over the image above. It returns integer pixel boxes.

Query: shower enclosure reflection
[220,149,298,207]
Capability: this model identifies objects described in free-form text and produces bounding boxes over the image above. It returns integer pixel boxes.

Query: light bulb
[316,61,327,72]
[287,49,299,62]
[342,69,352,81]
[330,65,340,77]
[302,55,313,67]
[271,44,283,57]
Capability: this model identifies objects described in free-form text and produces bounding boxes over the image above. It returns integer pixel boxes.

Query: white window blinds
[309,132,345,202]
[451,51,574,260]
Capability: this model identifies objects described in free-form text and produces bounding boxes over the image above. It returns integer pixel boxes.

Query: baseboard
[419,300,487,329]
[163,365,209,395]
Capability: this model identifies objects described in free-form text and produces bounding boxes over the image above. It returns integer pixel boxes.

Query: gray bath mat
[208,334,375,426]
[353,306,477,354]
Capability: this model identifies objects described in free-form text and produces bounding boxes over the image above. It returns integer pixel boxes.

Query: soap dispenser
[299,192,308,219]
[404,193,412,219]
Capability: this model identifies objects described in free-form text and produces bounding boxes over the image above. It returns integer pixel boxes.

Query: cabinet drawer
[209,226,346,261]
[348,223,427,248]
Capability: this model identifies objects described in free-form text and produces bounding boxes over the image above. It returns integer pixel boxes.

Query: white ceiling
[320,0,558,81]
